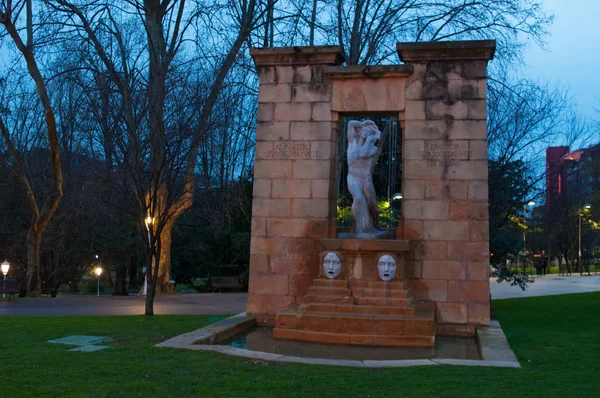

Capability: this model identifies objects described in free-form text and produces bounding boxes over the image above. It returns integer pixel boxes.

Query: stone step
[312,279,350,288]
[355,296,413,307]
[299,302,415,316]
[305,286,352,296]
[277,310,434,336]
[357,288,410,298]
[298,295,355,304]
[273,328,435,347]
[350,280,407,290]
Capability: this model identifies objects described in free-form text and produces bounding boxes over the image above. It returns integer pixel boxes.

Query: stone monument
[248,40,495,346]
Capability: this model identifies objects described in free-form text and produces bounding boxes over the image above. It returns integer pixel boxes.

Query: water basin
[220,326,481,361]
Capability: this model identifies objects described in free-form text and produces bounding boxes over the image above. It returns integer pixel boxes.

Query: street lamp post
[578,204,592,275]
[95,267,102,296]
[143,213,155,296]
[1,260,10,299]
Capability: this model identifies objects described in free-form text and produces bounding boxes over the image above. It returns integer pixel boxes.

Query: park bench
[210,276,243,293]
[558,263,572,276]
[0,279,19,300]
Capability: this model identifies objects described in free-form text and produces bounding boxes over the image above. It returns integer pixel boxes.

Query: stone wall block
[447,241,489,262]
[468,180,489,201]
[257,122,290,141]
[255,141,273,160]
[404,160,445,179]
[403,120,448,140]
[307,219,329,237]
[422,260,466,280]
[402,220,423,240]
[426,100,468,120]
[468,302,490,325]
[447,160,488,180]
[257,103,274,121]
[258,66,275,85]
[266,295,297,314]
[251,217,267,237]
[311,179,331,198]
[252,198,290,218]
[274,66,295,84]
[447,120,487,140]
[251,236,286,256]
[253,178,271,198]
[447,281,489,302]
[258,84,291,103]
[467,261,490,281]
[405,100,427,120]
[425,62,463,81]
[414,241,447,260]
[468,99,487,120]
[270,254,311,274]
[250,254,269,273]
[271,179,311,199]
[248,273,289,295]
[403,180,425,200]
[289,274,314,296]
[292,199,330,218]
[407,279,448,302]
[311,140,333,160]
[436,302,468,324]
[469,140,488,160]
[462,61,487,79]
[470,221,490,241]
[247,293,267,314]
[449,202,488,221]
[293,160,330,179]
[290,122,332,141]
[404,140,425,159]
[405,80,423,100]
[274,102,311,121]
[312,102,332,121]
[425,181,467,201]
[254,160,292,179]
[423,221,470,241]
[292,84,330,102]
[268,218,308,238]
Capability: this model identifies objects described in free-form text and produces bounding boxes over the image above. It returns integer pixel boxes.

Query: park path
[490,274,600,299]
[0,292,248,316]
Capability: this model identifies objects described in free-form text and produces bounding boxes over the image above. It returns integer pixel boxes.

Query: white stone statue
[322,252,342,279]
[346,120,389,239]
[377,254,397,281]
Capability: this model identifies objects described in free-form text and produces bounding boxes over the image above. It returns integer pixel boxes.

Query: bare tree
[0,0,64,296]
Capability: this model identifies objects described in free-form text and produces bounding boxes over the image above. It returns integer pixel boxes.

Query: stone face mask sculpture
[323,252,342,279]
[346,120,388,239]
[377,254,397,281]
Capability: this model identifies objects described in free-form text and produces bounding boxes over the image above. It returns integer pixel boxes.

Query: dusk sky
[523,0,600,123]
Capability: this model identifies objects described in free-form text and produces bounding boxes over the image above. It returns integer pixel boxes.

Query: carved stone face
[323,252,342,279]
[377,255,397,281]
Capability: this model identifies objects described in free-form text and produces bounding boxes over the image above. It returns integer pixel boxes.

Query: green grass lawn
[1,293,599,397]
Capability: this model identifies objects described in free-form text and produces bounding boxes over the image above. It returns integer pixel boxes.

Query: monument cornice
[250,46,344,67]
[324,65,413,79]
[396,40,496,62]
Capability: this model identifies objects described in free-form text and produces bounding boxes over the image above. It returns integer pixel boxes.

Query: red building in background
[546,143,600,211]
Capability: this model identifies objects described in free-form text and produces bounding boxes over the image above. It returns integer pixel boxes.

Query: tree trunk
[157,220,174,293]
[113,263,128,296]
[26,228,42,297]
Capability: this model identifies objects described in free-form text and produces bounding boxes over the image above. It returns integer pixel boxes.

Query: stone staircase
[273,278,435,347]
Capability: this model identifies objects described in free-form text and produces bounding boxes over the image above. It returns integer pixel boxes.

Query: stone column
[397,41,496,335]
[248,46,342,323]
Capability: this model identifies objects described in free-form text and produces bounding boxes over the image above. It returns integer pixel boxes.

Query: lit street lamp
[1,260,10,299]
[143,213,155,296]
[579,204,592,275]
[95,267,102,297]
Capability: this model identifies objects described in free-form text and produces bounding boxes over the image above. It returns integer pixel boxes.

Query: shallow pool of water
[220,327,480,361]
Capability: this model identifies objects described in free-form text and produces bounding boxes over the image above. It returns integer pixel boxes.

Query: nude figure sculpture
[345,120,389,239]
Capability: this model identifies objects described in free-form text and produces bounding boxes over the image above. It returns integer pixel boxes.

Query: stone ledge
[251,46,343,67]
[397,40,496,62]
[325,65,413,79]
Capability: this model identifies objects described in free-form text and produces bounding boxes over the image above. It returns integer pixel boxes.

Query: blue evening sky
[523,0,600,123]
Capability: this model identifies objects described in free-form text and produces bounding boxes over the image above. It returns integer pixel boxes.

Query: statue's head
[360,120,380,139]
[323,252,342,279]
[377,254,396,281]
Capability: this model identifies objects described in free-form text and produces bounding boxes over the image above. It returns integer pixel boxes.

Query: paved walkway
[490,274,600,299]
[0,293,248,316]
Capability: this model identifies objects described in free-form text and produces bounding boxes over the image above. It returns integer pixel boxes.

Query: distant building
[546,143,600,211]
